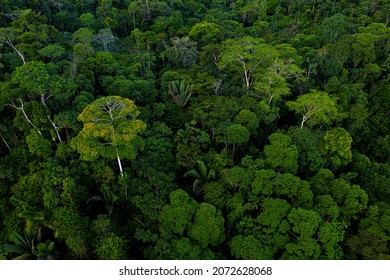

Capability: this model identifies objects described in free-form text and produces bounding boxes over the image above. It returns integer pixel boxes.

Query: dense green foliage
[0,0,389,260]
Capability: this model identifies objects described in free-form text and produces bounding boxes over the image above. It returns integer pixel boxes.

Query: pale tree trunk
[301,115,308,129]
[0,32,25,64]
[116,152,128,200]
[6,41,26,64]
[116,152,124,177]
[47,115,63,143]
[244,68,251,89]
[0,134,11,151]
[12,46,26,64]
[39,96,62,143]
[8,99,43,137]
[145,0,151,16]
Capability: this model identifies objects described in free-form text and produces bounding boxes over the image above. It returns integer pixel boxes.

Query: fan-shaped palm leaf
[168,79,194,108]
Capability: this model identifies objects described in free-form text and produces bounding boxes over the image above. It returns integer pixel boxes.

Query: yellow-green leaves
[71,96,146,165]
[286,90,338,129]
[323,128,353,167]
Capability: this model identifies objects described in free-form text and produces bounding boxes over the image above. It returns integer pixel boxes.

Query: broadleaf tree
[286,90,338,129]
[71,96,146,178]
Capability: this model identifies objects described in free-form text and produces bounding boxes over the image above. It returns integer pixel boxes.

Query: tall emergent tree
[218,36,278,90]
[71,96,146,177]
[286,90,338,129]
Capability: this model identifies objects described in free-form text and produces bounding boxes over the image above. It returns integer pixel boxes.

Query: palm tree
[34,241,56,260]
[3,230,37,260]
[168,79,194,108]
[175,126,196,144]
[88,184,119,216]
[184,160,215,194]
[3,228,57,260]
[3,201,57,260]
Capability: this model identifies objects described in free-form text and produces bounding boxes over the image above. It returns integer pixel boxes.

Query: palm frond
[197,160,208,180]
[184,169,201,180]
[168,79,194,108]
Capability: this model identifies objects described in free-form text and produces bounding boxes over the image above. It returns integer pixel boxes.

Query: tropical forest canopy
[0,0,389,260]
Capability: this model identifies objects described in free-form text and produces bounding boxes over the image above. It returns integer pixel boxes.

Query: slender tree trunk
[116,152,124,177]
[0,134,11,151]
[40,96,62,143]
[244,69,251,89]
[47,115,63,143]
[9,99,43,137]
[301,115,308,129]
[14,48,26,64]
[145,0,151,16]
[116,151,127,200]
[8,42,26,64]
